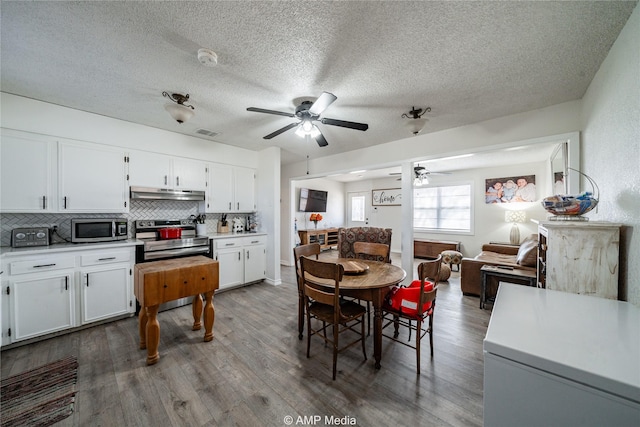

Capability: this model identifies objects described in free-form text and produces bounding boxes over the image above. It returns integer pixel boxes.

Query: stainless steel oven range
[134,218,212,311]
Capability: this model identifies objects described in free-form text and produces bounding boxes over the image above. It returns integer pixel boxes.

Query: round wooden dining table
[303,258,406,369]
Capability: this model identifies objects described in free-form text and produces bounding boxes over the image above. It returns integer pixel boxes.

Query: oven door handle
[144,246,210,261]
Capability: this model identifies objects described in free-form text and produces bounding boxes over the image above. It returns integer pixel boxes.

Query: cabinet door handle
[225,243,234,247]
[229,202,232,210]
[42,195,46,210]
[98,257,116,261]
[164,175,168,185]
[176,176,180,186]
[247,250,250,260]
[86,273,89,287]
[34,263,56,268]
[63,196,68,209]
[65,276,69,291]
[237,202,239,210]
[238,252,241,261]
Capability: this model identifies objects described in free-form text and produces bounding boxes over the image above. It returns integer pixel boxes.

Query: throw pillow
[516,238,538,267]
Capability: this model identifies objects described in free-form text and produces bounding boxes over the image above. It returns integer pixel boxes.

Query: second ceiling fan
[247,92,368,147]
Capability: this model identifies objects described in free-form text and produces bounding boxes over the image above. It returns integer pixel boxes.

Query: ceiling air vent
[195,128,219,138]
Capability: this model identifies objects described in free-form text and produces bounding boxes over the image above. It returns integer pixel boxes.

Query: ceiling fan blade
[315,131,329,147]
[263,122,299,139]
[247,107,295,118]
[428,171,453,175]
[321,117,369,131]
[309,92,337,115]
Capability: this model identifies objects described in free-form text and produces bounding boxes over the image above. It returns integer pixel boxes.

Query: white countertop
[0,239,143,257]
[484,284,640,403]
[0,231,267,257]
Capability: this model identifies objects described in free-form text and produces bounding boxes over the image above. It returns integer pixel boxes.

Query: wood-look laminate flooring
[1,251,491,426]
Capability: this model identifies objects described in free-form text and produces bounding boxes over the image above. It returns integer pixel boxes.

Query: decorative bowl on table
[541,192,598,220]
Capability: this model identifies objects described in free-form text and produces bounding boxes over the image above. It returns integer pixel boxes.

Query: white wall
[0,93,282,285]
[292,178,345,232]
[581,4,639,305]
[281,101,582,265]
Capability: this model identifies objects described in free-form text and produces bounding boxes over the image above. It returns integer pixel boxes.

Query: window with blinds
[413,183,472,233]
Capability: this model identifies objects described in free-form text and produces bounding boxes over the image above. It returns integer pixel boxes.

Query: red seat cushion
[385,280,434,316]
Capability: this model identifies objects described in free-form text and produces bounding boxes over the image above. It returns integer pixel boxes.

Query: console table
[298,228,339,250]
[414,239,460,259]
[134,256,219,365]
[480,265,536,309]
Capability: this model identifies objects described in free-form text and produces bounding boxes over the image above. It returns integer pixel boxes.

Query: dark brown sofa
[460,238,538,296]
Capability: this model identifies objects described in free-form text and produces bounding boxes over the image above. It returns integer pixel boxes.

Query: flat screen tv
[299,188,328,212]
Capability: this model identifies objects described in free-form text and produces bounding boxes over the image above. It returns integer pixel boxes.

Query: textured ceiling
[1,1,636,167]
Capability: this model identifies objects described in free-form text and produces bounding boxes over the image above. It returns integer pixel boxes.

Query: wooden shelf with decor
[298,228,339,250]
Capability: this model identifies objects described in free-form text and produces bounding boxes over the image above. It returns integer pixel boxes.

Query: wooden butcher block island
[134,256,219,365]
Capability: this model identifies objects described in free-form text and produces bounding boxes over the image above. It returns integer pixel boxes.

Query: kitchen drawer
[80,250,131,266]
[214,238,243,250]
[10,256,76,275]
[243,235,267,246]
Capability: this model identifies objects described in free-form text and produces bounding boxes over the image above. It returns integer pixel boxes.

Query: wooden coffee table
[480,265,537,309]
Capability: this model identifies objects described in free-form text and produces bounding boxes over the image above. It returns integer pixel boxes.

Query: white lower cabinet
[80,250,133,324]
[11,271,75,342]
[214,235,266,290]
[244,237,266,284]
[1,246,135,347]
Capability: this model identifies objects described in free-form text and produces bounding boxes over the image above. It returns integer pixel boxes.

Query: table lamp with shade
[505,210,526,245]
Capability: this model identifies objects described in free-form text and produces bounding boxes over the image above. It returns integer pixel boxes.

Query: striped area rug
[1,356,78,427]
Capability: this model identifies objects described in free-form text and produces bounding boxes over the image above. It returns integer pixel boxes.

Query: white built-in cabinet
[58,141,129,212]
[79,250,133,325]
[128,150,207,191]
[537,221,620,299]
[1,246,135,347]
[8,255,76,342]
[0,129,128,213]
[1,130,56,212]
[213,235,266,290]
[207,164,256,213]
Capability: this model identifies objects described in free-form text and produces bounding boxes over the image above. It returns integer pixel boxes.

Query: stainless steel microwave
[71,218,128,243]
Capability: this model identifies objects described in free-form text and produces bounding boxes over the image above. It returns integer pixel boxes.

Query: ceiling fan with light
[247,92,368,147]
[413,165,451,185]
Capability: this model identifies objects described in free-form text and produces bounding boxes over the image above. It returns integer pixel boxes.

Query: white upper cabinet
[58,141,128,212]
[208,163,234,212]
[0,129,56,212]
[129,150,207,191]
[128,150,173,188]
[206,163,256,213]
[172,158,208,191]
[234,166,256,212]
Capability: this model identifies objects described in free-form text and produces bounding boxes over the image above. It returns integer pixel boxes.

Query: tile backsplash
[0,200,250,246]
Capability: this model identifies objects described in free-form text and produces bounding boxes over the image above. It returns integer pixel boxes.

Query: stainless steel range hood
[130,186,205,201]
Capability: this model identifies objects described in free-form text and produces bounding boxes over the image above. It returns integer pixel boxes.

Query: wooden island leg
[138,305,147,349]
[145,305,160,365]
[203,290,215,342]
[192,293,203,330]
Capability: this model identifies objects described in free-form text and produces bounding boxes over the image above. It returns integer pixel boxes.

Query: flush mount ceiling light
[197,48,218,67]
[402,106,431,136]
[162,91,195,124]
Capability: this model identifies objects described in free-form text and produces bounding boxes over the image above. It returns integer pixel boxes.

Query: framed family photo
[485,174,536,203]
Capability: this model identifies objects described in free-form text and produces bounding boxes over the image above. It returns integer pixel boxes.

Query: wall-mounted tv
[299,188,328,212]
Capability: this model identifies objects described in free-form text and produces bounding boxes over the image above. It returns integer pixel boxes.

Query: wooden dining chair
[300,256,367,380]
[353,241,391,335]
[293,243,321,340]
[381,255,441,374]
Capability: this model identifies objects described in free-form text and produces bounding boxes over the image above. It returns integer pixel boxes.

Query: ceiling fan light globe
[294,125,306,138]
[309,125,321,138]
[302,120,314,132]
